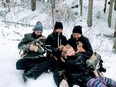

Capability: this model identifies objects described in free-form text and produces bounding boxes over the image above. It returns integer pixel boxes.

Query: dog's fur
[61,44,103,77]
[76,42,101,71]
[76,41,85,52]
[86,52,101,70]
[60,45,72,62]
[86,52,102,77]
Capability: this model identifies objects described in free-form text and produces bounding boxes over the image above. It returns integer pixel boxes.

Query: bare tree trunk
[104,0,107,13]
[6,0,10,12]
[113,38,116,52]
[107,0,113,27]
[80,0,83,16]
[114,0,116,11]
[114,19,116,38]
[51,0,55,26]
[31,0,36,11]
[87,0,93,27]
[113,19,116,52]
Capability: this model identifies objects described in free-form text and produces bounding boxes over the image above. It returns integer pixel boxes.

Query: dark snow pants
[53,69,64,87]
[16,57,51,79]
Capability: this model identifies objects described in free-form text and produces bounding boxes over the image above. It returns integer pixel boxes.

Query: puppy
[76,41,85,53]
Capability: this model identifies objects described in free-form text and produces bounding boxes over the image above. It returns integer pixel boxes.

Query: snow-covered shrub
[55,3,77,24]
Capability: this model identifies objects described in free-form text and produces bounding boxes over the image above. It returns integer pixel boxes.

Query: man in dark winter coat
[45,21,67,87]
[68,25,106,73]
[16,21,51,82]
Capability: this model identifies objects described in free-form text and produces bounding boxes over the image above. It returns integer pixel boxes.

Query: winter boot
[59,79,69,87]
[22,73,28,82]
[23,69,34,81]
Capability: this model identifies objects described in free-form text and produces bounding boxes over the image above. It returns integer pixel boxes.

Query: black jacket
[45,32,67,48]
[68,35,93,57]
[68,35,106,73]
[64,53,95,87]
[45,32,67,57]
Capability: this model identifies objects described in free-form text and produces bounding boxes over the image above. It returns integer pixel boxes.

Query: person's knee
[87,78,98,87]
[16,59,23,69]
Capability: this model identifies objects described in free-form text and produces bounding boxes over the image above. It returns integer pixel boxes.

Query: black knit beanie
[54,22,63,30]
[73,25,82,34]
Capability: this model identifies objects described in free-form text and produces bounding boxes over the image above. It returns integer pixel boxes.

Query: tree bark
[104,0,107,13]
[80,0,83,16]
[87,0,93,27]
[31,0,36,11]
[107,0,113,27]
[51,0,55,26]
[114,19,116,38]
[114,0,116,11]
[6,0,10,12]
[113,19,116,53]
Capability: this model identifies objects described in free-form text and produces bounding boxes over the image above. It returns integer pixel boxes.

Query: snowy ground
[0,0,116,87]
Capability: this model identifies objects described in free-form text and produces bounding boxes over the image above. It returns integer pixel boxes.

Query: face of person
[67,47,75,56]
[63,46,75,58]
[72,33,81,40]
[34,30,42,36]
[54,28,62,34]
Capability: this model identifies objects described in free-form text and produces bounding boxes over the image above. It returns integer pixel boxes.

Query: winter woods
[1,1,116,87]
[1,0,116,27]
[0,0,116,52]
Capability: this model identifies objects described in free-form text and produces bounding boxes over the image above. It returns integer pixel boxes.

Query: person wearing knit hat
[45,21,67,87]
[54,22,63,30]
[18,21,45,54]
[16,21,50,82]
[32,21,45,38]
[73,25,82,34]
[33,21,43,32]
[68,25,93,56]
[67,25,106,86]
[53,21,63,36]
[45,21,67,49]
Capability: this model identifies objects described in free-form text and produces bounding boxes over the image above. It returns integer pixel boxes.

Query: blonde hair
[61,44,73,62]
[61,44,72,53]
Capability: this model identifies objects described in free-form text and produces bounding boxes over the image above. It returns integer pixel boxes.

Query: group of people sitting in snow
[16,21,116,87]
